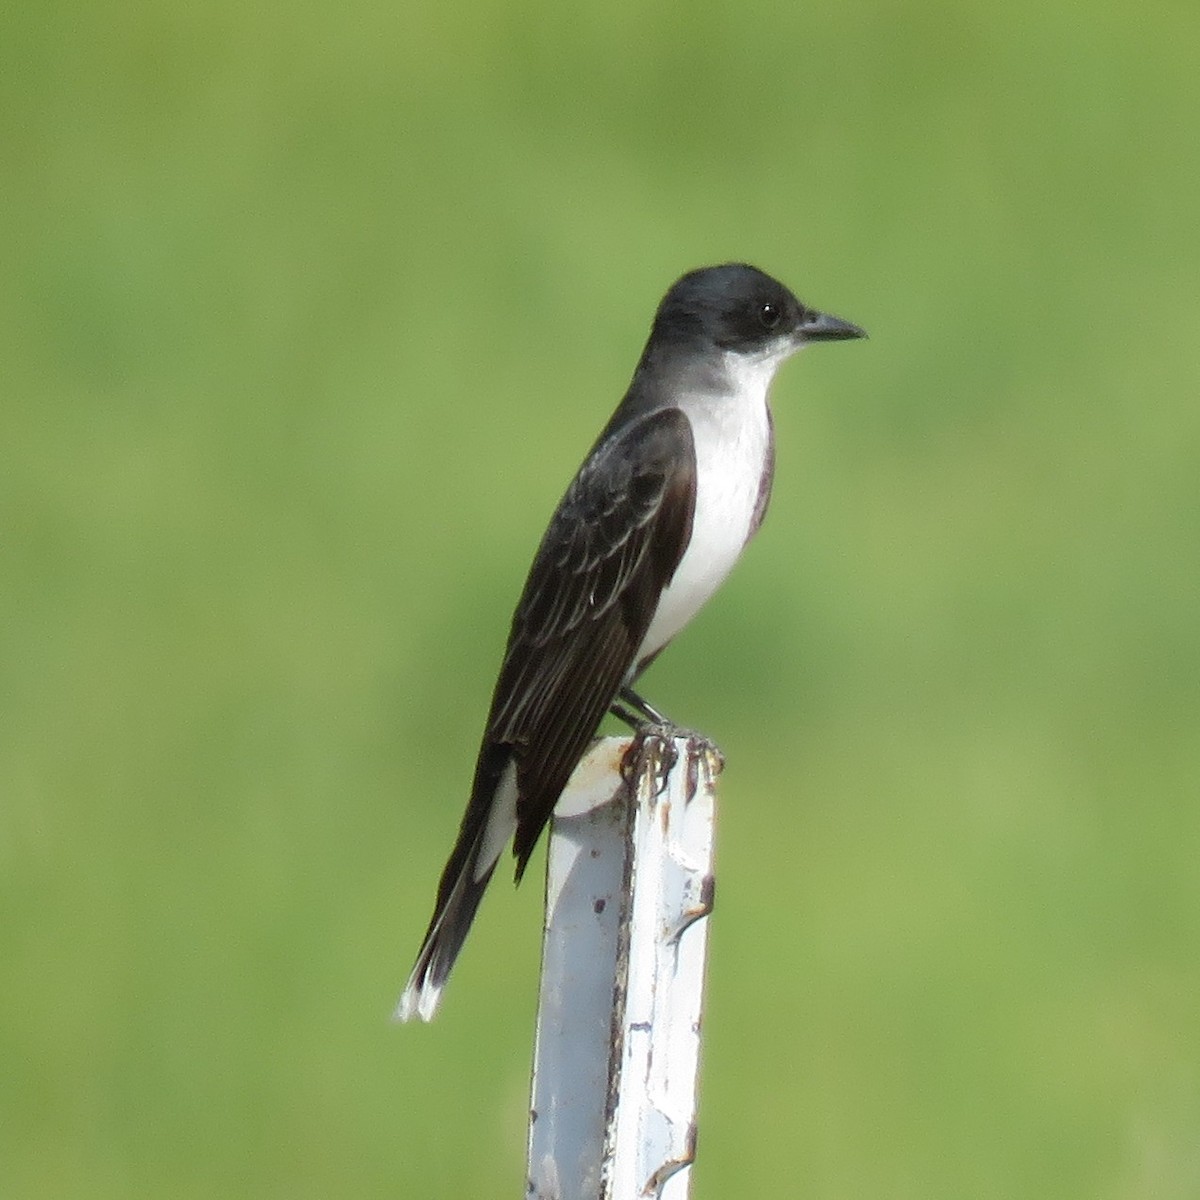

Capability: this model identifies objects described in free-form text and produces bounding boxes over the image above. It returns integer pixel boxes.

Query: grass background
[3,0,1199,1195]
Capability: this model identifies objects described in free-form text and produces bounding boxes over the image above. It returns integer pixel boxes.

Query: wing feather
[486,405,696,874]
[398,405,696,1015]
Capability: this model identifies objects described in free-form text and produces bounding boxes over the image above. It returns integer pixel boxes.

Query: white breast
[636,353,776,663]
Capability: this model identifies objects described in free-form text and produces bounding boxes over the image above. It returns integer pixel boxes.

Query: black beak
[801,310,867,342]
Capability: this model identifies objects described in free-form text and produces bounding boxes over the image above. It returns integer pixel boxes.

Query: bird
[398,263,865,1021]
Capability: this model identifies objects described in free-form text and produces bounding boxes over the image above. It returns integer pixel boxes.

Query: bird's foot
[611,686,723,796]
[620,721,723,801]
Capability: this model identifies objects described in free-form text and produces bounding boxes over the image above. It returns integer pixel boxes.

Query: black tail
[395,837,498,1021]
[396,745,516,1022]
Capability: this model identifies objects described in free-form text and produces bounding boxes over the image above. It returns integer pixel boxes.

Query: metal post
[526,734,721,1200]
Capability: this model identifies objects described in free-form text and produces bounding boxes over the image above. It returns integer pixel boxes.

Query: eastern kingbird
[398,263,864,1021]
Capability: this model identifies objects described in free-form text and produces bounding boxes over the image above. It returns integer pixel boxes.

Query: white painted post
[526,734,721,1200]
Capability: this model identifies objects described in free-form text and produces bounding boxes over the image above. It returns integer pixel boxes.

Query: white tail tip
[394,979,443,1023]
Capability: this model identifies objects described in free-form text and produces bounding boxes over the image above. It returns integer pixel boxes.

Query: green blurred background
[3,0,1199,1195]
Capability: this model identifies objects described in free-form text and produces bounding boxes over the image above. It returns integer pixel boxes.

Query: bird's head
[653,263,866,363]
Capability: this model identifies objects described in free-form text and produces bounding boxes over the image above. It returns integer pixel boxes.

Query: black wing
[489,404,696,874]
[398,405,696,1018]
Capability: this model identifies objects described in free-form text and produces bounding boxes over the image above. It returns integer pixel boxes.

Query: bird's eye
[759,302,781,330]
